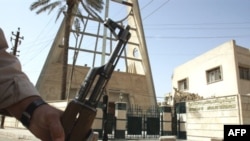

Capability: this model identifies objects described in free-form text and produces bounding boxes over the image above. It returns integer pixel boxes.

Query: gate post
[160,105,172,135]
[176,102,186,139]
[115,102,127,139]
[92,102,103,138]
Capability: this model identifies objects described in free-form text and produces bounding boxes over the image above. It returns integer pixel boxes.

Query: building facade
[170,40,250,140]
[172,40,250,98]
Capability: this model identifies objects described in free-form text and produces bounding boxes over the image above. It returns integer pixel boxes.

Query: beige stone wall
[108,71,155,108]
[239,94,250,124]
[3,116,23,129]
[37,64,155,109]
[37,64,90,100]
[186,95,240,141]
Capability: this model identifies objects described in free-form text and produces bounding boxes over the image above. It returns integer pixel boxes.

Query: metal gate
[126,106,160,139]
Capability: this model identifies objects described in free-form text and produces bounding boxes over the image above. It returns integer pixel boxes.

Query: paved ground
[0,127,159,141]
[0,127,39,141]
[0,127,185,141]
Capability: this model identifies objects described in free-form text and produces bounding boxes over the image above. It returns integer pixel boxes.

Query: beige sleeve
[0,50,40,110]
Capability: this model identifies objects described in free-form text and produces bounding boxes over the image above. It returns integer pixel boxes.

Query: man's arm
[0,50,40,111]
[0,51,65,141]
[0,28,64,141]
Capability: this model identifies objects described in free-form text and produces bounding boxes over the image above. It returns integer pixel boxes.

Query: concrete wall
[239,94,250,124]
[185,95,240,141]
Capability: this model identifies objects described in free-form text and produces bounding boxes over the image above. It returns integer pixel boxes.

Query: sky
[1,0,250,101]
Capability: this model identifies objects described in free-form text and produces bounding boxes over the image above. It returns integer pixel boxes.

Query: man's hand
[29,104,65,141]
[6,96,65,141]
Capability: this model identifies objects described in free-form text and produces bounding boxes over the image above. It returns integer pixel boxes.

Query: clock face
[133,47,139,58]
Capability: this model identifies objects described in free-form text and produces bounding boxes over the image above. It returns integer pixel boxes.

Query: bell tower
[36,0,157,108]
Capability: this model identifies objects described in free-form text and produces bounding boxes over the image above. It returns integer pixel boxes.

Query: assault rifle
[61,18,131,141]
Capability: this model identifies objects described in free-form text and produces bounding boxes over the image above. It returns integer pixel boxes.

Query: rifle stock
[61,100,96,141]
[61,18,131,141]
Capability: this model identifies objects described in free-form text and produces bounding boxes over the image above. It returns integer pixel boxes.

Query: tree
[30,0,104,100]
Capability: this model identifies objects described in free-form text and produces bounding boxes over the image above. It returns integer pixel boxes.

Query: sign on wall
[186,95,238,112]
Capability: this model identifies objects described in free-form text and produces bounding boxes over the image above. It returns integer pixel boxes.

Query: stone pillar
[178,113,186,139]
[176,102,186,139]
[115,102,127,139]
[92,103,103,138]
[161,105,172,135]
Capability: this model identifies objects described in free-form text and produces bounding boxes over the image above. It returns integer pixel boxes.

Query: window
[178,78,188,91]
[239,66,250,80]
[133,47,139,58]
[206,66,222,83]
